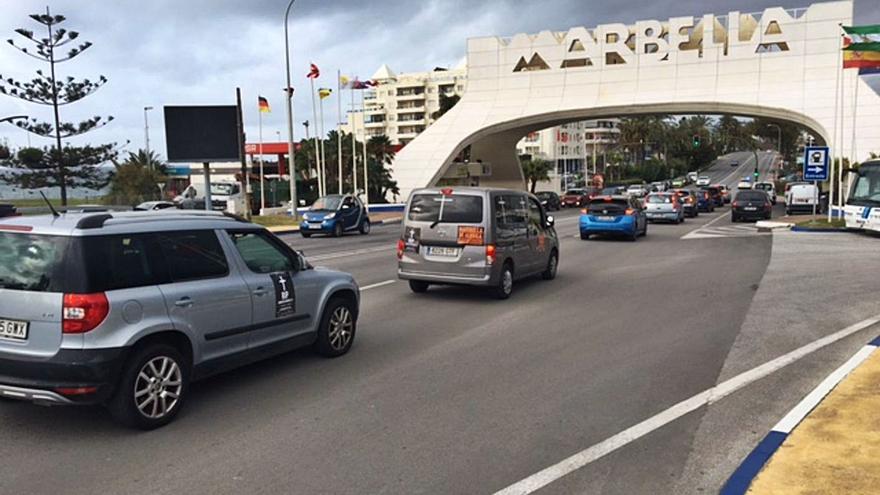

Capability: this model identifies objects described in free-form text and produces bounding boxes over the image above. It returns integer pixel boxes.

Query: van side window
[155,230,229,282]
[495,194,526,232]
[527,198,544,227]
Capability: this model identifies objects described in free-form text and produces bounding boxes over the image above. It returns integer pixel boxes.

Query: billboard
[164,106,240,163]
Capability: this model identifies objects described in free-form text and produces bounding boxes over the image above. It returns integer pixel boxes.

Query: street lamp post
[766,123,782,179]
[283,0,299,217]
[143,106,154,168]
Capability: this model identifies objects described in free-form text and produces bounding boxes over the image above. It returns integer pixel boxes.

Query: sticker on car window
[404,226,421,253]
[271,272,296,318]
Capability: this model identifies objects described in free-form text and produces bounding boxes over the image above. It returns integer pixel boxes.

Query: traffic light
[692,135,701,148]
[754,167,760,180]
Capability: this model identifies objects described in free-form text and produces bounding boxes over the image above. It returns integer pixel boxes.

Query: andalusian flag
[339,75,351,89]
[843,25,880,70]
[318,88,332,99]
[258,96,270,113]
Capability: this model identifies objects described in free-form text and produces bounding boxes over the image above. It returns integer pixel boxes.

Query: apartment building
[342,62,467,145]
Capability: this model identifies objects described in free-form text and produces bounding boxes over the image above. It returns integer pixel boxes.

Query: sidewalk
[265,211,403,234]
[747,340,880,494]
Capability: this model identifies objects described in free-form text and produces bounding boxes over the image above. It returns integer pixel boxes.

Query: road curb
[755,221,793,233]
[720,334,880,495]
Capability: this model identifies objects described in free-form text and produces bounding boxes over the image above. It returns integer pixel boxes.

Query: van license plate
[0,318,28,341]
[427,246,459,257]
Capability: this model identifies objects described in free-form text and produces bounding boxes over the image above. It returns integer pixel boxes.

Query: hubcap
[134,356,182,420]
[328,306,354,351]
[363,222,370,233]
[502,270,513,294]
[550,256,557,276]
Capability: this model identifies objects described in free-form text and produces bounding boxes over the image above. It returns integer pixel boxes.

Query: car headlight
[325,213,336,220]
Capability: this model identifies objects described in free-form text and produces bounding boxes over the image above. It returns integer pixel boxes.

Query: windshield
[536,192,553,199]
[849,165,880,204]
[736,191,767,201]
[564,190,585,196]
[311,195,343,211]
[408,194,483,223]
[210,183,239,196]
[754,183,773,191]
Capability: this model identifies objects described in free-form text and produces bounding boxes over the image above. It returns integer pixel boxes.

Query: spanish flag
[318,88,332,100]
[258,96,270,113]
[843,29,880,70]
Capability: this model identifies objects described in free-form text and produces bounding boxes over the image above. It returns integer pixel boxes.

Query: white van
[785,183,820,215]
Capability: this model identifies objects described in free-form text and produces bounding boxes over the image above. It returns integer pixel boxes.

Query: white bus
[845,159,880,232]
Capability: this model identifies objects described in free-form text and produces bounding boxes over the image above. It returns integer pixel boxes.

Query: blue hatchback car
[579,195,648,241]
[300,194,371,238]
[694,189,715,212]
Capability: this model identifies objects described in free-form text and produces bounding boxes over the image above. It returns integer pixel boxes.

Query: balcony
[396,105,425,113]
[364,120,387,128]
[397,114,425,123]
[396,92,426,101]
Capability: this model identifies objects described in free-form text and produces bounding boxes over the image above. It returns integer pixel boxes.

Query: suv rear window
[587,198,629,214]
[736,191,768,201]
[0,233,71,292]
[408,194,483,223]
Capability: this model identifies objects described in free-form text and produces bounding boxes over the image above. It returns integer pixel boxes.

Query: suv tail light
[396,239,405,260]
[62,293,109,334]
[732,201,740,208]
[486,244,497,265]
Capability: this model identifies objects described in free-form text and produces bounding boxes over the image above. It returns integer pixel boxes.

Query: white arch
[391,1,880,199]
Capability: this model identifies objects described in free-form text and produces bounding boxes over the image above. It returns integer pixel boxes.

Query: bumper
[646,211,681,222]
[733,209,771,220]
[398,267,494,286]
[0,347,128,405]
[580,216,636,236]
[300,219,338,233]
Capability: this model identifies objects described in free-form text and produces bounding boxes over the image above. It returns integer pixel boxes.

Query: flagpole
[829,29,843,222]
[352,84,358,196]
[259,108,266,213]
[362,89,369,213]
[849,72,860,203]
[836,51,846,221]
[309,76,323,198]
[337,70,343,194]
[319,93,327,197]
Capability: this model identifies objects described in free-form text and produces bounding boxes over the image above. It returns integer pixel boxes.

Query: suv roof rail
[75,213,114,229]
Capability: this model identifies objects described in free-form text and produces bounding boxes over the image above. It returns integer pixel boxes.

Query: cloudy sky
[0,0,876,159]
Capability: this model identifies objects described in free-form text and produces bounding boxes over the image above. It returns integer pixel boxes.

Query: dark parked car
[561,189,590,208]
[732,190,772,222]
[536,191,561,211]
[0,204,18,218]
[701,186,724,207]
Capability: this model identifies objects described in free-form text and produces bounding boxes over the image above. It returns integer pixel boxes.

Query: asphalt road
[2,151,876,495]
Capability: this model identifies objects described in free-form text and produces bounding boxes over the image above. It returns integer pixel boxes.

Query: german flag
[258,96,270,113]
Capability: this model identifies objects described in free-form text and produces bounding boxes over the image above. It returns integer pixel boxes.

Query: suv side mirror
[546,215,555,227]
[296,250,313,271]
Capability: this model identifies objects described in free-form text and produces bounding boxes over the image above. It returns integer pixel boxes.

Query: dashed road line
[361,279,396,291]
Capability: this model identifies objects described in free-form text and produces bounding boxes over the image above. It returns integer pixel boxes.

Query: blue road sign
[803,146,830,181]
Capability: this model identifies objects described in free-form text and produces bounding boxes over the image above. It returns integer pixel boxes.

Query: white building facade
[516,119,620,192]
[342,63,468,146]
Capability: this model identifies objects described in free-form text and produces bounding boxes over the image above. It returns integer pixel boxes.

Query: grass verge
[251,214,301,228]
[794,218,846,230]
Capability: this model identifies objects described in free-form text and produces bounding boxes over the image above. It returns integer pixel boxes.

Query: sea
[0,166,110,200]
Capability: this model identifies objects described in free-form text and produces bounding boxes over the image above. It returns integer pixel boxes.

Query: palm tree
[366,135,399,202]
[520,157,554,192]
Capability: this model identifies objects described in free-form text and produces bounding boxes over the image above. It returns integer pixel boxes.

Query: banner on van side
[271,272,296,318]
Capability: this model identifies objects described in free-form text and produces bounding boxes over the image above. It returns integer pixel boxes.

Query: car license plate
[427,246,459,257]
[745,207,757,211]
[0,318,28,341]
[597,216,615,221]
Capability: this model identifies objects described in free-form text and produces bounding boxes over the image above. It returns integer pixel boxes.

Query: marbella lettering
[511,7,798,72]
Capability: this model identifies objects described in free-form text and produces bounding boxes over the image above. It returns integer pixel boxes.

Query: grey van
[397,187,559,299]
[0,210,359,429]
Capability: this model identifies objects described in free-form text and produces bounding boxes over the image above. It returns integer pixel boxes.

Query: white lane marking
[719,154,756,186]
[772,344,876,434]
[681,211,730,239]
[361,279,396,291]
[493,313,880,495]
[308,245,393,261]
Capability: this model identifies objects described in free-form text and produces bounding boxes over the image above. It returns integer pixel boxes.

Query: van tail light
[486,244,497,265]
[62,293,109,334]
[396,239,405,260]
[580,208,588,214]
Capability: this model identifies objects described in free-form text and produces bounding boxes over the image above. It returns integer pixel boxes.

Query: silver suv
[0,211,359,429]
[397,187,559,299]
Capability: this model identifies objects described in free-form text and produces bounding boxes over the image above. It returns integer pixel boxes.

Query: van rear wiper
[429,220,440,229]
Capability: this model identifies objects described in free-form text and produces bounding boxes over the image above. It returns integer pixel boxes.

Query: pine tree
[0,8,119,205]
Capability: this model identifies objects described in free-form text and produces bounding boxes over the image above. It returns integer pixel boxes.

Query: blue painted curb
[720,334,880,494]
[790,226,849,233]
